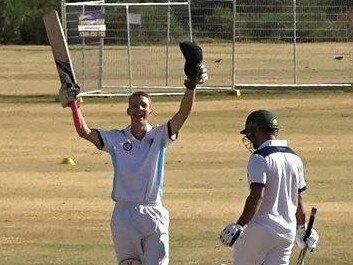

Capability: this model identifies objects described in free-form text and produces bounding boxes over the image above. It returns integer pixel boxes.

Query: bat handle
[304,207,317,242]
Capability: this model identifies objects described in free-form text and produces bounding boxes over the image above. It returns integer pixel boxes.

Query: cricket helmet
[240,110,279,135]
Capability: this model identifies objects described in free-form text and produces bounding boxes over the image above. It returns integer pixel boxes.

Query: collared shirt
[247,139,306,240]
[96,121,176,203]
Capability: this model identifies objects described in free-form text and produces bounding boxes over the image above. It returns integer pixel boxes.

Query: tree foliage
[0,0,59,44]
[0,0,28,43]
[0,0,352,44]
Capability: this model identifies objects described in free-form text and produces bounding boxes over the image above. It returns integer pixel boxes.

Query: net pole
[81,5,86,90]
[232,0,236,90]
[61,0,67,38]
[188,0,193,41]
[126,5,133,93]
[166,0,171,86]
[98,5,105,90]
[293,0,298,84]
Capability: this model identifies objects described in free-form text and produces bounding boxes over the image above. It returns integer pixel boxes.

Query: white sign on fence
[128,13,141,25]
[78,11,106,38]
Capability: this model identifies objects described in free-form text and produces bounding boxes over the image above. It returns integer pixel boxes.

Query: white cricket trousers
[232,223,295,265]
[111,202,170,265]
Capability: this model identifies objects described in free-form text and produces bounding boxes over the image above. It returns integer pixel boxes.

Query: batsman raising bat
[58,41,207,265]
[219,110,319,265]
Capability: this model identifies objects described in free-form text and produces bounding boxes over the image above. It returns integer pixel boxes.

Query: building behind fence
[62,0,353,94]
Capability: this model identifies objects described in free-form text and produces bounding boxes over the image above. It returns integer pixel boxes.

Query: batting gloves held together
[179,41,208,90]
[219,223,245,247]
[184,64,208,89]
[58,83,80,108]
[295,224,320,252]
[193,63,208,84]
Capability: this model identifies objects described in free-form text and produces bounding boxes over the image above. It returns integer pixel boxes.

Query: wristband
[236,221,246,227]
[70,100,83,129]
[184,79,196,90]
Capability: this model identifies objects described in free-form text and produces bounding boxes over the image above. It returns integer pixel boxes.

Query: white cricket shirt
[247,139,306,240]
[96,122,175,203]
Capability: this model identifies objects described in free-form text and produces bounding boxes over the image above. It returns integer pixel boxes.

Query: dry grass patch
[0,92,352,265]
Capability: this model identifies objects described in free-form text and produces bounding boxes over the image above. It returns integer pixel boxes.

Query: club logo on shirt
[122,142,132,151]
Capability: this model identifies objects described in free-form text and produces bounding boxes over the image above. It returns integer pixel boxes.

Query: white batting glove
[58,83,80,108]
[196,63,208,84]
[219,223,244,247]
[295,224,320,252]
[184,64,208,90]
[188,63,208,84]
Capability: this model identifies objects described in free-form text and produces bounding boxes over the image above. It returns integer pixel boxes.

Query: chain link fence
[64,0,191,94]
[63,0,353,93]
[193,0,353,87]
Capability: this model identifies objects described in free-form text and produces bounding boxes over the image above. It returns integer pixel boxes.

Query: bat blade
[43,10,77,86]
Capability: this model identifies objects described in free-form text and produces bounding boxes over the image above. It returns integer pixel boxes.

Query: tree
[0,0,28,43]
[0,0,59,44]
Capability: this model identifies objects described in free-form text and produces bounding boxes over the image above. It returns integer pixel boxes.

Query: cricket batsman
[219,110,320,265]
[57,41,207,265]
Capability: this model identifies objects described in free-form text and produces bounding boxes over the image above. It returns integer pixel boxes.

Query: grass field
[0,46,352,265]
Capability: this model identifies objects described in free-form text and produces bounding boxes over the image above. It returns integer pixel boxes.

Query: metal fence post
[98,5,105,90]
[166,0,171,86]
[61,0,67,38]
[293,0,298,84]
[81,5,86,90]
[126,5,133,93]
[188,0,193,41]
[232,0,236,90]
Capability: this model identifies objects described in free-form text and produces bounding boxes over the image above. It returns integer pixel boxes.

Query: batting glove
[58,83,80,108]
[295,224,320,252]
[193,63,208,84]
[219,223,244,247]
[184,64,208,89]
[179,41,208,90]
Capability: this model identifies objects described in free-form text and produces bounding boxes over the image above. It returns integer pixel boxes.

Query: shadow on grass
[0,94,59,104]
[0,89,350,104]
[0,92,240,104]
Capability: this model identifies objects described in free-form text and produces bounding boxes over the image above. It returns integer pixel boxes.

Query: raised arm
[169,81,196,136]
[169,41,208,135]
[59,84,101,148]
[69,100,101,148]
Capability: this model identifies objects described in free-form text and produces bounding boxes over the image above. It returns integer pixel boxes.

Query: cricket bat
[296,207,318,265]
[43,10,78,88]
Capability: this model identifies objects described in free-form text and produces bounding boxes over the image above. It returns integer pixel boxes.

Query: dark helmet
[240,110,279,135]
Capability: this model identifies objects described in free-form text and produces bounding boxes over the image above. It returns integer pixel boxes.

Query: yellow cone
[60,157,76,165]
